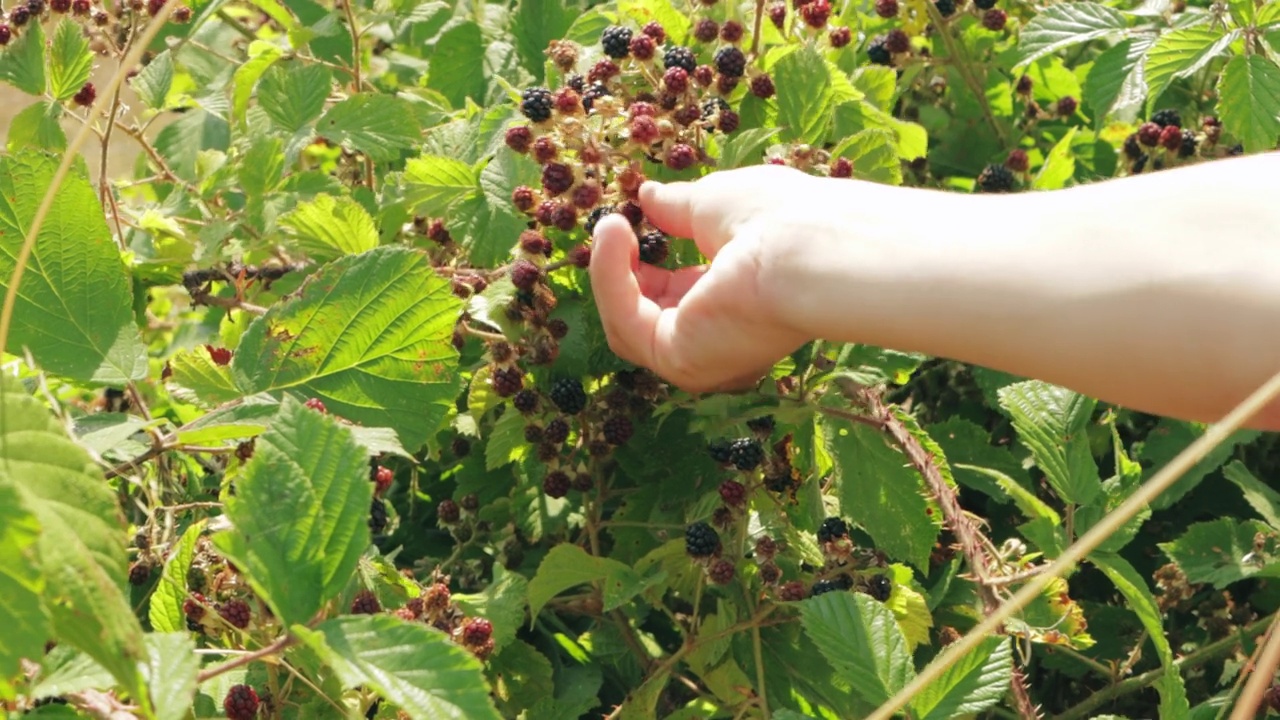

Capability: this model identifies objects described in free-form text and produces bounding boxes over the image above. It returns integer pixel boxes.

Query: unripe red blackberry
[674,104,701,126]
[1158,124,1182,151]
[638,230,669,264]
[512,186,537,212]
[885,29,910,54]
[438,498,461,524]
[492,367,525,397]
[981,8,1006,30]
[547,318,569,339]
[551,203,577,232]
[663,45,697,72]
[519,229,549,256]
[491,341,515,364]
[71,0,89,13]
[73,83,97,107]
[1005,148,1029,172]
[694,18,718,42]
[533,200,557,226]
[976,163,1016,192]
[714,45,746,77]
[547,39,579,72]
[708,558,736,584]
[716,74,740,94]
[146,0,164,15]
[629,33,656,60]
[351,589,381,614]
[92,10,107,24]
[219,599,252,629]
[1137,121,1162,147]
[9,6,29,24]
[588,59,619,84]
[0,24,10,44]
[460,493,480,512]
[718,109,740,133]
[520,87,554,122]
[304,397,327,413]
[183,593,207,622]
[50,0,69,11]
[544,417,570,444]
[1267,683,1280,712]
[685,521,721,557]
[719,479,747,506]
[510,258,541,291]
[663,66,689,94]
[461,617,493,645]
[767,1,786,27]
[630,115,661,146]
[665,143,697,170]
[543,470,571,498]
[720,20,744,42]
[750,73,776,99]
[799,0,830,27]
[875,0,899,16]
[1056,95,1077,117]
[569,244,592,268]
[541,162,575,197]
[602,415,633,445]
[829,25,852,48]
[830,157,853,178]
[223,684,259,720]
[505,126,533,153]
[552,87,581,115]
[641,20,666,43]
[755,535,778,560]
[549,377,587,415]
[601,25,632,58]
[618,201,645,226]
[373,465,394,495]
[571,181,601,210]
[759,562,782,584]
[172,3,190,21]
[629,102,657,118]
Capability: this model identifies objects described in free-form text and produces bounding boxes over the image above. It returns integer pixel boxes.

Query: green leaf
[132,50,174,110]
[428,21,488,109]
[774,45,834,145]
[1140,419,1258,511]
[213,397,373,627]
[909,636,1012,720]
[527,544,643,619]
[715,127,782,169]
[259,62,332,133]
[280,193,380,262]
[452,566,528,654]
[928,418,1030,504]
[0,472,47,701]
[1090,553,1190,719]
[831,129,902,184]
[317,94,421,162]
[403,155,481,217]
[148,520,204,634]
[167,345,242,407]
[0,21,45,95]
[618,0,689,41]
[246,0,298,31]
[232,40,284,125]
[30,647,114,701]
[0,376,147,710]
[1015,2,1129,68]
[47,20,94,101]
[487,640,555,718]
[153,109,231,183]
[997,380,1100,505]
[1033,127,1077,190]
[143,633,199,720]
[7,101,67,152]
[512,0,572,81]
[485,401,530,469]
[1217,55,1280,154]
[799,591,915,708]
[1159,518,1280,588]
[296,615,501,720]
[1143,26,1236,109]
[1224,461,1280,529]
[230,246,462,450]
[0,151,147,383]
[1082,38,1151,127]
[827,422,938,571]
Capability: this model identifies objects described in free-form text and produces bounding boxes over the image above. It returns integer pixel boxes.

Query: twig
[1229,611,1280,720]
[195,635,298,683]
[922,1,1006,146]
[1009,668,1043,720]
[750,0,766,59]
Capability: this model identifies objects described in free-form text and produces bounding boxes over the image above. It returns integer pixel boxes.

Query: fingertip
[638,179,697,239]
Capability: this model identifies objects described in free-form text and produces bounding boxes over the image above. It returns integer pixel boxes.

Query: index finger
[588,214,664,370]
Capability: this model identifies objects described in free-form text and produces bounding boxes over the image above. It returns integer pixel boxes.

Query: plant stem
[195,635,298,684]
[1229,611,1280,720]
[924,1,1006,147]
[752,621,771,719]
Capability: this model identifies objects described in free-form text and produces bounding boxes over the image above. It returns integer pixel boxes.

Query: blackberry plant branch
[922,0,1006,146]
[194,634,299,684]
[1229,610,1280,720]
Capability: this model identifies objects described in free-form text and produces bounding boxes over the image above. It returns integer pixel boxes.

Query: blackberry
[718,479,747,506]
[1005,148,1029,172]
[885,29,910,54]
[588,59,619,84]
[541,162,575,197]
[829,26,852,48]
[694,18,718,42]
[128,562,151,586]
[27,0,44,13]
[666,143,697,170]
[767,1,786,27]
[750,73,776,99]
[867,36,892,66]
[50,0,69,11]
[462,617,493,645]
[1137,121,1162,147]
[550,204,577,232]
[981,8,1006,30]
[547,318,569,339]
[543,470,571,498]
[460,493,479,512]
[601,25,632,58]
[974,0,996,8]
[1056,95,1078,117]
[584,206,612,236]
[702,97,730,124]
[182,593,207,622]
[663,66,689,94]
[513,389,539,414]
[630,115,661,145]
[219,599,252,630]
[172,2,190,20]
[760,562,782,584]
[934,0,956,16]
[875,0,899,17]
[685,521,721,557]
[755,535,778,560]
[630,34,656,60]
[747,415,775,435]
[492,367,525,397]
[720,20,744,42]
[438,498,461,524]
[71,0,89,12]
[638,230,669,265]
[976,163,1015,193]
[603,415,634,445]
[510,259,541,292]
[708,438,734,464]
[372,465,394,495]
[9,6,29,24]
[714,46,746,77]
[423,583,451,614]
[549,377,587,415]
[708,558,736,584]
[572,472,594,492]
[1132,154,1148,174]
[1123,133,1143,160]
[718,110,740,133]
[581,83,611,114]
[1159,125,1183,151]
[1178,129,1198,158]
[73,83,97,107]
[799,0,830,26]
[223,685,260,720]
[810,578,845,596]
[716,74,740,94]
[566,74,586,93]
[520,87,554,122]
[451,436,471,457]
[0,25,9,44]
[369,498,388,534]
[524,424,544,443]
[545,417,571,444]
[817,516,849,543]
[503,126,532,154]
[663,45,697,73]
[351,589,381,614]
[1151,108,1182,128]
[641,20,666,43]
[512,186,537,212]
[779,580,807,601]
[304,397,327,413]
[866,574,893,602]
[728,438,764,471]
[673,104,702,126]
[1015,74,1033,95]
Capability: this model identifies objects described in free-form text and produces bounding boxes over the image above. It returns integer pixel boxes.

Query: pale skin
[588,152,1280,431]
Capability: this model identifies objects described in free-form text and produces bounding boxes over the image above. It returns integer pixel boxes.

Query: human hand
[588,164,824,394]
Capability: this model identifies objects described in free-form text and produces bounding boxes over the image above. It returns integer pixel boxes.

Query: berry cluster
[1120,108,1221,175]
[389,576,497,660]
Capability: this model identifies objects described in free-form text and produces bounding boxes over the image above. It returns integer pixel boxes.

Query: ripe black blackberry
[223,685,260,720]
[9,6,29,24]
[219,599,252,630]
[1122,133,1143,160]
[974,0,996,8]
[544,470,571,498]
[810,578,844,596]
[351,589,381,614]
[817,516,849,543]
[547,318,569,339]
[520,87,554,122]
[866,36,892,66]
[866,574,893,602]
[884,29,910,54]
[512,389,539,414]
[451,436,471,458]
[524,424,544,443]
[1151,108,1182,128]
[544,417,571,444]
[369,499,387,535]
[934,0,956,15]
[701,96,730,121]
[581,83,611,114]
[728,438,764,471]
[663,45,697,73]
[601,25,632,58]
[746,415,775,436]
[492,367,524,397]
[584,205,613,236]
[603,415,634,445]
[708,438,734,464]
[438,498,461,524]
[714,46,746,77]
[976,163,1015,193]
[638,230,669,265]
[128,561,151,586]
[1178,129,1198,158]
[549,377,587,415]
[685,521,721,557]
[750,73,776,99]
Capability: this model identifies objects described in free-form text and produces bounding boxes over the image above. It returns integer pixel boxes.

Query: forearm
[781,153,1280,428]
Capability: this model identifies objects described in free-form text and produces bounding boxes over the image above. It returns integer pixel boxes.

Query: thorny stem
[1229,610,1280,720]
[1009,668,1042,720]
[923,1,1006,147]
[195,634,298,684]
